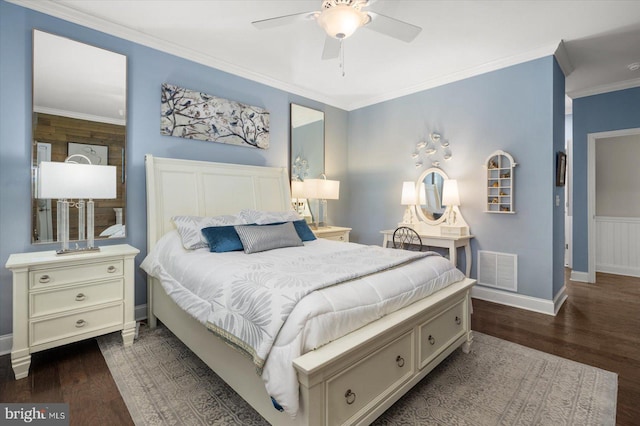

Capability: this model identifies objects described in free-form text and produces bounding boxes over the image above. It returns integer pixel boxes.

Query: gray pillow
[234,222,303,254]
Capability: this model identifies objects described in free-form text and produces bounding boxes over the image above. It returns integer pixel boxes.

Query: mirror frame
[31,29,127,245]
[415,167,449,225]
[289,104,325,182]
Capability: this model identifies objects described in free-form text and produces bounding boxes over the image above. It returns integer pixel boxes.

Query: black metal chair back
[392,226,423,251]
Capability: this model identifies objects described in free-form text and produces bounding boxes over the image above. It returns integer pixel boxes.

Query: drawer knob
[339,236,344,240]
[428,335,435,345]
[39,275,51,283]
[344,389,356,405]
[396,355,405,367]
[75,293,86,301]
[107,265,117,273]
[75,319,86,328]
[455,316,461,325]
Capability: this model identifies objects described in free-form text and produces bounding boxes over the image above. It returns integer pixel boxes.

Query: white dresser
[312,226,351,242]
[5,244,139,379]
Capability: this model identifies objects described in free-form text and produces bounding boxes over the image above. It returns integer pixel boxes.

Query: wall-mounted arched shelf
[485,150,517,213]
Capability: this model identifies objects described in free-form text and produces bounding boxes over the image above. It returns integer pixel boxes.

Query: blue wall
[0,1,348,335]
[571,87,640,273]
[0,0,568,338]
[347,56,565,300]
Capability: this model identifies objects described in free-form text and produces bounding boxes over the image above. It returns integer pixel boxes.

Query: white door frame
[587,127,640,283]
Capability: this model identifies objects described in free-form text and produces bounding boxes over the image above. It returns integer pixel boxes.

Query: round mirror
[415,167,448,224]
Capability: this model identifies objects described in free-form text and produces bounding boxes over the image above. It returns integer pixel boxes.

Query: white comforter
[141,230,465,417]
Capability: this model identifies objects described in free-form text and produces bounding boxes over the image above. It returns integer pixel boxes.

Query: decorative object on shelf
[161,83,269,149]
[68,143,108,165]
[484,150,517,214]
[37,155,116,254]
[301,175,340,228]
[411,131,452,168]
[556,151,567,187]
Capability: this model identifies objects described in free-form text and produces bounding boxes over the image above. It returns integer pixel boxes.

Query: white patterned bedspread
[141,230,465,417]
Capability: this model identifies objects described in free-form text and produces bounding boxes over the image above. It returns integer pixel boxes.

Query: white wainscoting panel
[596,216,640,277]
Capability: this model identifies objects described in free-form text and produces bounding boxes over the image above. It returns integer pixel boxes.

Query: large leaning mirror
[416,167,448,225]
[32,30,127,244]
[290,104,324,182]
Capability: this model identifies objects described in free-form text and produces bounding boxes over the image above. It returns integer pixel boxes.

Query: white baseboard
[0,333,11,356]
[553,285,568,315]
[0,304,149,357]
[471,285,558,316]
[597,264,640,278]
[570,270,589,282]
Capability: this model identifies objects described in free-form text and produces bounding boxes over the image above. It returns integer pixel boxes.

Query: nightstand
[5,244,139,379]
[312,226,351,242]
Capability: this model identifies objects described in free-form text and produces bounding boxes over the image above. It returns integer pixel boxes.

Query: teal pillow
[292,220,316,242]
[201,225,243,253]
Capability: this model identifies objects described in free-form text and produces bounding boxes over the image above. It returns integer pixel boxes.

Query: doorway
[587,128,640,282]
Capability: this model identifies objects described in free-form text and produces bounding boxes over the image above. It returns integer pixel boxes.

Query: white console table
[381,230,474,276]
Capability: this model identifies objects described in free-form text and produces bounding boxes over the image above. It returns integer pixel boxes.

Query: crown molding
[34,106,126,126]
[7,0,345,109]
[345,43,561,110]
[11,0,574,112]
[568,77,640,99]
[554,40,574,77]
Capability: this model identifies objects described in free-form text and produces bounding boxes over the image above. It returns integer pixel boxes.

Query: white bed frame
[144,155,476,426]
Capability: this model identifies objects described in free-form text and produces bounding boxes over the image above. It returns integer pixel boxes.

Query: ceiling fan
[252,0,422,60]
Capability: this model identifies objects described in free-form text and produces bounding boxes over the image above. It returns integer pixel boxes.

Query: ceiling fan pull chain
[340,39,346,77]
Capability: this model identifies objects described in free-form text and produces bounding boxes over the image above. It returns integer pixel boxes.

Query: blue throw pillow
[201,225,244,253]
[292,219,316,242]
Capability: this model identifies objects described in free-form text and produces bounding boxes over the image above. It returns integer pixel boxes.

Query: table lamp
[37,159,116,254]
[303,176,340,228]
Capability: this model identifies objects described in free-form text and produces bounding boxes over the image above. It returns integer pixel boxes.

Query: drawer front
[30,260,124,289]
[30,303,123,347]
[418,301,465,368]
[327,331,414,425]
[320,232,349,242]
[30,279,123,318]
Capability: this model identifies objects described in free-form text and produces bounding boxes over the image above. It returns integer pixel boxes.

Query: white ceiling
[13,0,640,111]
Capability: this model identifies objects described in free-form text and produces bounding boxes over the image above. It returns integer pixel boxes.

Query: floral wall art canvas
[160,83,270,149]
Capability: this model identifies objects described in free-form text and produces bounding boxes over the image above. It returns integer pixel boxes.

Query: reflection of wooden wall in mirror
[31,30,127,245]
[32,113,125,241]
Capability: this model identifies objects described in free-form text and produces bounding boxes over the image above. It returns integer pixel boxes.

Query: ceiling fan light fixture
[317,4,368,39]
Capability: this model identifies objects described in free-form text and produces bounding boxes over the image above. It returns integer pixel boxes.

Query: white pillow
[172,215,245,249]
[238,209,301,225]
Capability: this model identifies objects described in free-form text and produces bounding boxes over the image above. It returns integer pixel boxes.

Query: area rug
[97,326,617,426]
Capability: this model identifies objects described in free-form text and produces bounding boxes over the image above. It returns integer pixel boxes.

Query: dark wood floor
[1,271,638,425]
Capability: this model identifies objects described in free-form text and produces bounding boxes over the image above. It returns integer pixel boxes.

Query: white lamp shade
[291,180,305,198]
[442,179,460,206]
[401,181,416,205]
[303,178,340,200]
[37,161,116,199]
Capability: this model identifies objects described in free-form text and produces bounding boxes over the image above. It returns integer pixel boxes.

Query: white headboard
[145,155,291,251]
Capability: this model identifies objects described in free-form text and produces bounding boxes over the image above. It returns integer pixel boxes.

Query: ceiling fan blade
[252,11,316,30]
[322,36,341,60]
[365,11,422,42]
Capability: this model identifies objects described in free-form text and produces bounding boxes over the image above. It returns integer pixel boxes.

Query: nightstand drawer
[322,233,349,242]
[30,303,123,347]
[30,260,124,289]
[30,279,123,318]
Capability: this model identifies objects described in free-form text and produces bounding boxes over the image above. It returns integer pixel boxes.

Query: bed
[143,155,476,426]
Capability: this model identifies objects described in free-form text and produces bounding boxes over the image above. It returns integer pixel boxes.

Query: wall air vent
[478,250,517,292]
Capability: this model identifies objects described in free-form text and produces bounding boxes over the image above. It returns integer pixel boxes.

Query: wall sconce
[302,176,340,229]
[37,158,116,254]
